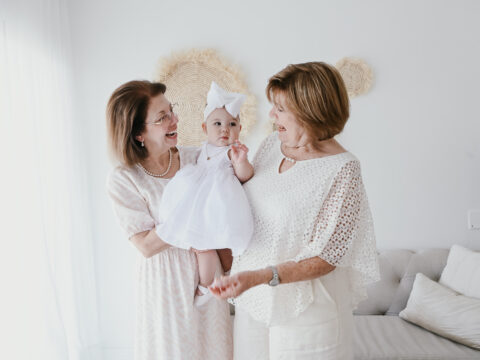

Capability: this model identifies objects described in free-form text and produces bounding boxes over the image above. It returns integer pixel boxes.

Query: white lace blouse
[230,132,380,325]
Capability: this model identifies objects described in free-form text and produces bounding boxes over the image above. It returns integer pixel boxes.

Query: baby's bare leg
[197,250,221,288]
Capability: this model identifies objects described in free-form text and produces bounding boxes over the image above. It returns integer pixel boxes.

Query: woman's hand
[208,258,337,299]
[209,271,254,299]
[209,269,270,299]
[230,140,249,165]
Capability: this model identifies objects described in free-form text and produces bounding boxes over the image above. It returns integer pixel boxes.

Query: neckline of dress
[204,142,229,153]
[203,142,231,162]
[275,136,349,175]
[137,147,182,180]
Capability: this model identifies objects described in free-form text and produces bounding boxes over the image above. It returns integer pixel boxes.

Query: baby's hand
[230,140,249,164]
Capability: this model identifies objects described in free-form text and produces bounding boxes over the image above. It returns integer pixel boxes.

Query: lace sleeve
[293,160,379,285]
[291,159,379,305]
[317,160,364,266]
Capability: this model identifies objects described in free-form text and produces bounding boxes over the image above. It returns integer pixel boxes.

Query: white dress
[156,143,253,256]
[107,146,233,360]
[231,132,380,358]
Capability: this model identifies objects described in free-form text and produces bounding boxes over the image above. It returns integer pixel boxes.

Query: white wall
[67,0,480,357]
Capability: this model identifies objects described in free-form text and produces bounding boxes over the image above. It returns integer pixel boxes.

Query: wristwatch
[268,266,280,286]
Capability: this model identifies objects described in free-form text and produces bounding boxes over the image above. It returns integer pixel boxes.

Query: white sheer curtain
[0,0,101,359]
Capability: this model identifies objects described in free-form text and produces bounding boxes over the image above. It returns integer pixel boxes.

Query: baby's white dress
[157,142,253,256]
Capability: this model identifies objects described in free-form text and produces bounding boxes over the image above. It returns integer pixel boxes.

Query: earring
[141,141,144,147]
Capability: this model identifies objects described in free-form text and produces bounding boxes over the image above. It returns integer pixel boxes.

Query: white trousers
[233,302,353,360]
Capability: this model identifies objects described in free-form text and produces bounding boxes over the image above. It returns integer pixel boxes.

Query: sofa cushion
[439,245,480,299]
[355,249,449,315]
[386,249,449,315]
[354,315,480,360]
[399,273,480,350]
[355,250,413,315]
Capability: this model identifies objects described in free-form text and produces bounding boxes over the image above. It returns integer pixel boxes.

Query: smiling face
[136,93,178,154]
[269,91,311,148]
[202,107,242,146]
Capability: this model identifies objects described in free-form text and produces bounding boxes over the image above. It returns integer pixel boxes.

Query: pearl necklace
[280,143,296,163]
[138,148,173,178]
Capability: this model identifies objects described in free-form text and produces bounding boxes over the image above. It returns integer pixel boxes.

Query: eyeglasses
[145,103,177,125]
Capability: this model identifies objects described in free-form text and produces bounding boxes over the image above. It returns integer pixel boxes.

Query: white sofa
[353,249,480,360]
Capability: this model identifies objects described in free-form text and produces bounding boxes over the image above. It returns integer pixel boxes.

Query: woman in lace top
[106,81,232,360]
[210,62,380,360]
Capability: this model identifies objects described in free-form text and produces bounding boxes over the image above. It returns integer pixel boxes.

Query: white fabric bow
[203,81,246,122]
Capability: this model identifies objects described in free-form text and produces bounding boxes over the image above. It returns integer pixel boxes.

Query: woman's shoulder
[336,151,359,166]
[252,131,279,163]
[107,163,142,191]
[327,151,362,179]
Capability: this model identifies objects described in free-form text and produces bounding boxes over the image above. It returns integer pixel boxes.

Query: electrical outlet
[467,210,480,230]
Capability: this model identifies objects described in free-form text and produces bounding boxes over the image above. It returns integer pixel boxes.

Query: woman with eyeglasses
[106,80,232,360]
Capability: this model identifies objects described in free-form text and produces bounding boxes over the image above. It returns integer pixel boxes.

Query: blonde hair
[266,62,350,141]
[106,80,166,166]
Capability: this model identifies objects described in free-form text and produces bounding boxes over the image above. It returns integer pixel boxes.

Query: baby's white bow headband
[203,81,246,122]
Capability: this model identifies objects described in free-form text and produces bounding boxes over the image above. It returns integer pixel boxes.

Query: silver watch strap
[268,266,280,286]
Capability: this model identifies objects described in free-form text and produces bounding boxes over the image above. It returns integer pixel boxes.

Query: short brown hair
[106,80,166,166]
[266,62,349,141]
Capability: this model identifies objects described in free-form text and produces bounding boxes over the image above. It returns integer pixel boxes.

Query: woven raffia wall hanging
[154,49,256,146]
[335,57,374,98]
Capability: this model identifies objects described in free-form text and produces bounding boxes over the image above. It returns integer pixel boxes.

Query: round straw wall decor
[335,57,374,98]
[154,48,256,146]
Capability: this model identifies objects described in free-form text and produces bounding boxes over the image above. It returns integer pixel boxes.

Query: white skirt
[157,155,253,256]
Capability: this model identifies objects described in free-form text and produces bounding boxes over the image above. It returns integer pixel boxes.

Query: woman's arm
[209,256,335,299]
[130,228,171,258]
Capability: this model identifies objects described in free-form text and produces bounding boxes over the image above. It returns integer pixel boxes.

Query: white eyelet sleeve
[292,160,380,304]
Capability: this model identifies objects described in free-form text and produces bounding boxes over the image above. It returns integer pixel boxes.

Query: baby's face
[203,108,242,146]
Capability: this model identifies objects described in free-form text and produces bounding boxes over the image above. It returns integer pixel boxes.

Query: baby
[156,81,254,305]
